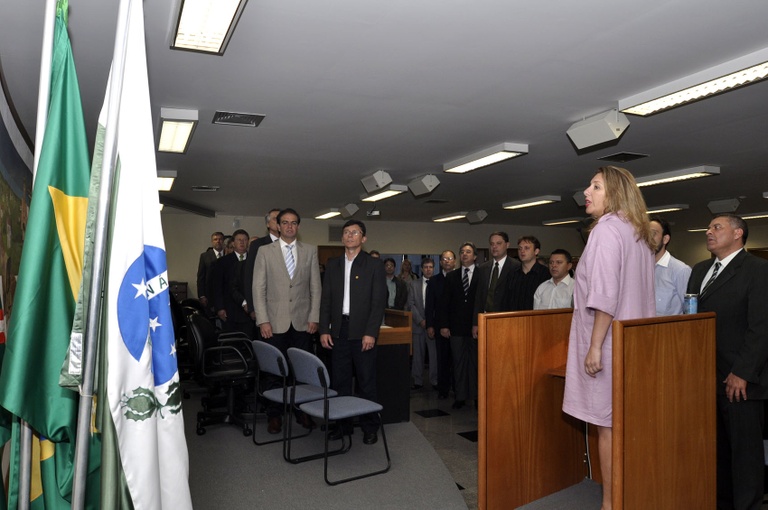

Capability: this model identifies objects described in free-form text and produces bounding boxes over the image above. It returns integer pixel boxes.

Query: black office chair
[186,312,255,436]
[287,347,391,485]
[250,340,337,455]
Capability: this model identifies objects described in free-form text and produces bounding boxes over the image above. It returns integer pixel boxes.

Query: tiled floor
[409,381,478,510]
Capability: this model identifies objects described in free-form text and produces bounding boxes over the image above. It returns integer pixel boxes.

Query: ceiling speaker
[361,170,392,193]
[340,203,359,218]
[408,174,440,196]
[466,210,488,224]
[566,110,630,150]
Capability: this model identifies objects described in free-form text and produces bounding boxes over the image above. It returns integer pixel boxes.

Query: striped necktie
[284,244,296,279]
[462,267,470,295]
[700,261,721,296]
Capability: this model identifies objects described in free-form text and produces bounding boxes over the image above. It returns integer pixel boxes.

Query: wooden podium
[477,310,716,510]
[376,309,412,424]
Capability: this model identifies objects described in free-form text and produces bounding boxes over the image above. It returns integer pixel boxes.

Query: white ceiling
[2,0,768,231]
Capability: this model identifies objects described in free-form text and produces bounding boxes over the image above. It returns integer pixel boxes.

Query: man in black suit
[196,231,224,313]
[472,231,520,338]
[244,208,281,322]
[438,242,479,410]
[319,219,387,445]
[213,229,255,338]
[383,257,408,310]
[426,250,456,399]
[505,235,549,311]
[687,213,768,510]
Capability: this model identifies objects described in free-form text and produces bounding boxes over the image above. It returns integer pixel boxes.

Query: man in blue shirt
[650,216,692,316]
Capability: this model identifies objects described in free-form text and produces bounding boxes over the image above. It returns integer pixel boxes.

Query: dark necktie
[700,261,721,295]
[462,267,470,295]
[485,262,499,312]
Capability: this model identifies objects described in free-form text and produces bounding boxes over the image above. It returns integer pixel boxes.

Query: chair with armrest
[286,347,391,485]
[250,340,338,454]
[186,312,255,436]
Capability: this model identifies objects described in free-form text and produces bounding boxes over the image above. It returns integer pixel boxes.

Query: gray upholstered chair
[251,340,336,456]
[286,347,391,485]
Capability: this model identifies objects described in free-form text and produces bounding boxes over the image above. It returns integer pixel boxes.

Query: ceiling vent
[212,111,265,127]
[597,152,649,163]
[191,185,220,192]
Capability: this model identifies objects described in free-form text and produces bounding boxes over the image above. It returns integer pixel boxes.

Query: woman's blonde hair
[589,166,655,251]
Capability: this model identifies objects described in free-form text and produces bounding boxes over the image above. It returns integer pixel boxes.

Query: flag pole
[17,0,58,508]
[70,0,132,508]
[32,0,57,181]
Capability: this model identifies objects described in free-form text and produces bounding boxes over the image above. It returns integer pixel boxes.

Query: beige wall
[162,211,586,297]
[162,211,768,297]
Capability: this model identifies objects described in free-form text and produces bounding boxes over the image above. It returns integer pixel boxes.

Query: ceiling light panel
[159,108,198,153]
[542,217,585,226]
[646,204,689,214]
[172,0,248,55]
[361,184,408,202]
[433,212,468,223]
[315,209,340,220]
[619,47,768,116]
[635,166,719,188]
[157,170,177,191]
[503,195,560,210]
[444,142,528,174]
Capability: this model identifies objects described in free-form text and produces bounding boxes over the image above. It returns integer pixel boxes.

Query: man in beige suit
[253,208,321,434]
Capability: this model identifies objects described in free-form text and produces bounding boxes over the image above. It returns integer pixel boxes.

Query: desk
[377,309,412,424]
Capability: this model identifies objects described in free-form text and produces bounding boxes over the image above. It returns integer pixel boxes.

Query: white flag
[99,1,192,508]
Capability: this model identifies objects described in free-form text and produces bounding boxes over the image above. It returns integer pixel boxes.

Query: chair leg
[284,418,349,464]
[324,413,391,486]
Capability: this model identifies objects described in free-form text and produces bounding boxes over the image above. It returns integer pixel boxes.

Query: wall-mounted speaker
[408,174,440,196]
[567,110,629,150]
[361,170,392,193]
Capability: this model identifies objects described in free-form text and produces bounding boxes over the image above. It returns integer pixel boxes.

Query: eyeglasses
[343,230,363,237]
[441,257,455,261]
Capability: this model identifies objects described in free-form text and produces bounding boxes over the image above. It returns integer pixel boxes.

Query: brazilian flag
[0,0,99,507]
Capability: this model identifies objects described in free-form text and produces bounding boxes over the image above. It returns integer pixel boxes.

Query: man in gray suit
[253,208,322,434]
[407,257,436,390]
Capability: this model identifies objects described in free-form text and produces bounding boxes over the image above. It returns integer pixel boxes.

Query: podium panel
[613,313,716,509]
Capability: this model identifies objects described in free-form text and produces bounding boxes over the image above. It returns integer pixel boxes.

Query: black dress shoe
[267,416,282,434]
[451,400,464,409]
[362,431,378,445]
[327,427,351,441]
[297,414,316,429]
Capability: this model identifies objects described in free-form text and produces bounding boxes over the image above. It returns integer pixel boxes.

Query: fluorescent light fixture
[433,212,468,223]
[619,47,768,116]
[742,212,768,220]
[646,204,689,214]
[443,142,528,174]
[315,209,340,220]
[361,184,408,202]
[687,228,709,232]
[763,192,768,199]
[157,170,177,191]
[159,108,198,153]
[172,0,248,55]
[635,165,720,187]
[542,217,585,226]
[503,195,560,210]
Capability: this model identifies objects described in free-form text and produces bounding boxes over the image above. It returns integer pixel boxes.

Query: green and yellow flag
[0,0,99,507]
